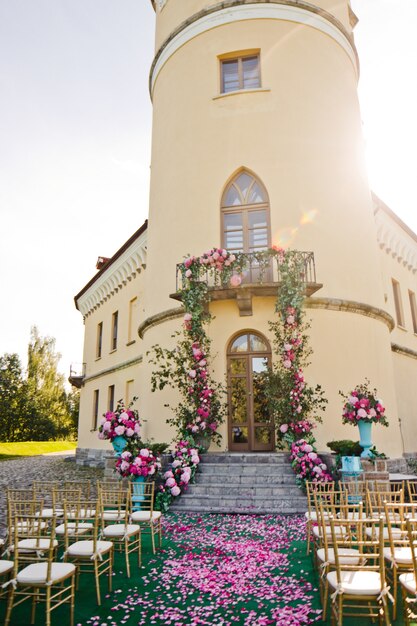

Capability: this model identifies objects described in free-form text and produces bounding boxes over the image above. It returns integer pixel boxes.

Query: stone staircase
[170,452,307,514]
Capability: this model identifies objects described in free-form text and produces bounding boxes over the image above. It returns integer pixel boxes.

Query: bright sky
[0,0,416,383]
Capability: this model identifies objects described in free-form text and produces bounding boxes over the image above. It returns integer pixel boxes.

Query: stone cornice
[138,306,184,338]
[83,356,143,384]
[138,297,395,339]
[305,297,395,331]
[149,0,359,96]
[76,230,147,317]
[373,195,417,273]
[391,343,417,361]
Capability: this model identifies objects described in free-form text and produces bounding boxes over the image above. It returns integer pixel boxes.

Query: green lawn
[0,441,77,460]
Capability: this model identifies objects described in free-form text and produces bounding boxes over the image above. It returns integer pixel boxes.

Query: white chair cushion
[55,523,93,536]
[383,547,412,565]
[17,538,58,551]
[305,511,330,522]
[130,511,161,522]
[14,521,47,532]
[102,524,140,538]
[327,570,382,595]
[101,511,125,521]
[16,562,75,585]
[317,547,361,566]
[365,527,402,540]
[66,540,113,557]
[399,572,417,594]
[0,560,14,575]
[36,508,64,518]
[312,525,343,539]
[0,538,4,547]
[67,508,96,519]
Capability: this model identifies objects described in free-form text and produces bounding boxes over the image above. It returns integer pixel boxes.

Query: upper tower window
[221,171,270,255]
[221,54,260,94]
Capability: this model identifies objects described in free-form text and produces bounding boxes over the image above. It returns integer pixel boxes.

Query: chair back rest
[10,512,57,580]
[406,480,417,502]
[98,489,129,524]
[62,499,100,549]
[53,488,82,508]
[64,480,92,499]
[129,480,155,513]
[32,481,60,502]
[330,516,387,586]
[405,518,417,582]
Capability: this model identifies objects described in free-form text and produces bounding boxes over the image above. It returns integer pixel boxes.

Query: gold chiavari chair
[305,480,336,555]
[366,487,404,519]
[98,488,141,577]
[406,479,417,503]
[4,514,76,626]
[327,515,392,626]
[63,499,113,605]
[64,480,92,499]
[383,502,417,620]
[129,481,162,554]
[399,517,417,625]
[316,499,364,620]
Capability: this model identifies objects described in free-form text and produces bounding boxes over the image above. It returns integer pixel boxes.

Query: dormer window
[221,54,260,94]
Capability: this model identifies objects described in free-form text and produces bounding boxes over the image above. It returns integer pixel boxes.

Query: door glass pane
[232,426,248,444]
[250,337,269,353]
[242,56,260,90]
[224,185,241,207]
[255,426,272,444]
[230,378,248,424]
[230,358,246,375]
[222,60,239,93]
[231,334,248,352]
[235,173,253,200]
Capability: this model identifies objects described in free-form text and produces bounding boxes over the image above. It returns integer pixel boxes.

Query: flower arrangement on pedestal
[156,439,200,513]
[98,397,141,442]
[114,446,161,479]
[340,380,388,458]
[341,380,388,426]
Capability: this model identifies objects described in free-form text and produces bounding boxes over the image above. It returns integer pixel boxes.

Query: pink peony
[286,315,295,325]
[114,425,126,436]
[171,486,181,497]
[166,477,176,488]
[185,269,192,278]
[183,313,192,322]
[280,424,289,433]
[357,408,367,419]
[188,370,197,379]
[283,359,292,369]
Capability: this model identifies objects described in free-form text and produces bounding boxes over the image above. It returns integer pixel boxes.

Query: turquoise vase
[131,475,146,511]
[358,420,373,458]
[111,435,128,457]
[341,456,361,472]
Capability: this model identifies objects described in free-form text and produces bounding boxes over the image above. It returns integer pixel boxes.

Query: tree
[27,326,76,439]
[0,353,26,441]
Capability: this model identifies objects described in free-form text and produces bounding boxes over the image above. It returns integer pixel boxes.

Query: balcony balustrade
[172,250,322,316]
[68,363,86,389]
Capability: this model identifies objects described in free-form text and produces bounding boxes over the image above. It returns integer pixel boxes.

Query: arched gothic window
[221,170,270,255]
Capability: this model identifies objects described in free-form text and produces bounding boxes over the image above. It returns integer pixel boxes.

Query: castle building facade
[74,1,417,464]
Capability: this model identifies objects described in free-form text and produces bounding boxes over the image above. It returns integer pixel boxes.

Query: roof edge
[74,219,148,309]
[372,192,417,244]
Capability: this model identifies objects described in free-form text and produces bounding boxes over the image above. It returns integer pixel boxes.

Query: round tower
[142,0,401,456]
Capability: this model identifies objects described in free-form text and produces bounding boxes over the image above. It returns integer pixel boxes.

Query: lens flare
[272,227,299,248]
[299,209,318,225]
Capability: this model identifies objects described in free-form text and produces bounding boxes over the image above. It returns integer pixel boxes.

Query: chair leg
[108,551,113,592]
[4,587,14,626]
[151,525,156,554]
[94,559,101,605]
[124,540,130,578]
[392,570,398,620]
[46,586,51,626]
[306,520,311,554]
[31,588,39,624]
[70,575,75,626]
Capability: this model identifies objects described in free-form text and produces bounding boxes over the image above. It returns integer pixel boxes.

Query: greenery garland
[149,246,332,491]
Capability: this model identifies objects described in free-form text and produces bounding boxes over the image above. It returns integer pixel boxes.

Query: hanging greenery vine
[149,246,333,491]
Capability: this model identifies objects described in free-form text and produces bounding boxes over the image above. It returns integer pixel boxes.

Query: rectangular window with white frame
[409,290,417,334]
[108,385,115,412]
[128,297,138,344]
[92,389,99,430]
[111,311,118,351]
[96,322,103,358]
[392,279,405,328]
[220,53,260,94]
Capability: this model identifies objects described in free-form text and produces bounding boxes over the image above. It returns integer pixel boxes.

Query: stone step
[201,453,290,464]
[198,472,297,485]
[184,483,303,497]
[170,493,307,514]
[198,463,295,476]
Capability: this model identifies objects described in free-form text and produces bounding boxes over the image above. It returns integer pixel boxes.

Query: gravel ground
[0,455,104,539]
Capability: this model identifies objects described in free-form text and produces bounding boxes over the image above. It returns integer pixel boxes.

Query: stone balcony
[171,250,322,316]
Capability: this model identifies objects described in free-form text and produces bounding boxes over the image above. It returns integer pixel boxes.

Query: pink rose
[286,315,295,325]
[164,470,174,479]
[102,421,111,432]
[125,428,134,437]
[188,370,197,379]
[166,477,176,488]
[185,269,192,278]
[357,408,367,418]
[283,360,292,369]
[183,313,192,322]
[114,425,126,436]
[171,486,181,497]
[280,424,289,433]
[230,274,242,287]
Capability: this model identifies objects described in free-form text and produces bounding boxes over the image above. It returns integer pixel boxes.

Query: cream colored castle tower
[138,0,400,456]
[75,1,417,462]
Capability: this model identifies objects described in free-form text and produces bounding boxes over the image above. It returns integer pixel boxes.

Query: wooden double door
[227,332,275,452]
